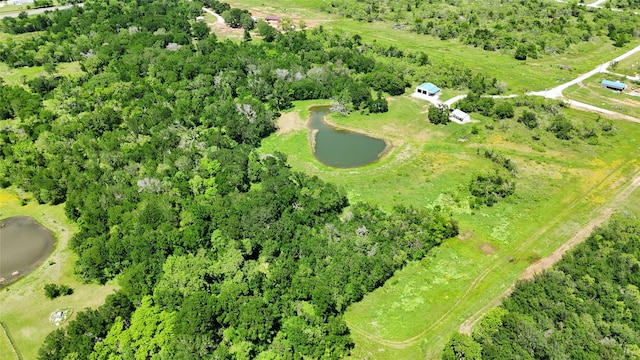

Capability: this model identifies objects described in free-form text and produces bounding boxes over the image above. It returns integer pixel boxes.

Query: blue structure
[416,82,441,96]
[601,79,627,91]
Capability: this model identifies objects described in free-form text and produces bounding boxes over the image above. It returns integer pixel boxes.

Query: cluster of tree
[202,0,230,14]
[468,171,515,207]
[0,83,42,119]
[0,0,464,358]
[457,95,614,144]
[44,283,73,299]
[0,11,53,34]
[482,149,516,173]
[456,95,514,120]
[607,0,640,9]
[221,8,254,30]
[442,215,640,359]
[321,0,640,56]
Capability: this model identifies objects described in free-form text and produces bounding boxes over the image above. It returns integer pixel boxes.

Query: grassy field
[564,73,640,118]
[226,0,640,93]
[0,4,28,14]
[612,51,640,77]
[260,96,640,358]
[0,61,82,86]
[0,323,20,360]
[0,189,119,360]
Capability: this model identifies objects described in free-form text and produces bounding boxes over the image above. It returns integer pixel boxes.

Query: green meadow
[0,61,82,86]
[260,96,640,358]
[0,190,119,360]
[612,49,640,77]
[2,1,640,357]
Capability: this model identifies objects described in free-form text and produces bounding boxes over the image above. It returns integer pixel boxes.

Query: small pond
[0,216,56,286]
[309,106,388,168]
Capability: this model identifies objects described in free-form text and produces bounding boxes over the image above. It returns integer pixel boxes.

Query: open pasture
[261,95,640,358]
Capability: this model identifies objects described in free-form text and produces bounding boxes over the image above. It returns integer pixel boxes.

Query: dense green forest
[322,0,640,57]
[0,0,464,358]
[442,215,640,359]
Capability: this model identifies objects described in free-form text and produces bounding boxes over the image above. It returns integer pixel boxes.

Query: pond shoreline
[0,216,56,288]
[305,105,393,169]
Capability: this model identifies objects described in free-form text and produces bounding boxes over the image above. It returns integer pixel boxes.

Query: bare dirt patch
[479,243,496,254]
[276,111,306,134]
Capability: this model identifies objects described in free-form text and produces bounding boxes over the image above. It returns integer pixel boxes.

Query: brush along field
[225,0,638,93]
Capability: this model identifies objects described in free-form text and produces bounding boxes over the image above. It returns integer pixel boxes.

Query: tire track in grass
[459,167,640,335]
[347,163,640,352]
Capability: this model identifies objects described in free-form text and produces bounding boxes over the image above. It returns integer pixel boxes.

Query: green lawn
[0,189,119,360]
[0,61,82,86]
[0,323,19,360]
[260,96,640,359]
[611,51,640,78]
[564,73,640,118]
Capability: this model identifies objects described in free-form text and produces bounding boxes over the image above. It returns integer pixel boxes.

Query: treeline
[456,94,614,143]
[607,0,640,9]
[442,215,640,359]
[322,0,640,56]
[0,0,462,358]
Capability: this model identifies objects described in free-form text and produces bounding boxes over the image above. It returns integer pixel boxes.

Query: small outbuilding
[601,79,626,92]
[416,82,441,96]
[450,109,471,124]
[265,16,280,24]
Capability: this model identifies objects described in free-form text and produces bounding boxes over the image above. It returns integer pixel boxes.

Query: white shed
[450,109,470,124]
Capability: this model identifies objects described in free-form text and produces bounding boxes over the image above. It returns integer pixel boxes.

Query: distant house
[416,82,441,96]
[265,16,280,24]
[601,79,626,92]
[450,109,471,124]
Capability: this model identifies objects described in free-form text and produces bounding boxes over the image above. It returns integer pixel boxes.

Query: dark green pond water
[0,216,56,286]
[309,106,388,168]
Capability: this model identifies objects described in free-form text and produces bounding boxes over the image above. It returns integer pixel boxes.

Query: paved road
[0,3,82,19]
[202,7,224,24]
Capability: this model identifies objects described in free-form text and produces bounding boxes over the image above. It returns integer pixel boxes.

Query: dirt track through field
[346,166,640,354]
[459,168,640,335]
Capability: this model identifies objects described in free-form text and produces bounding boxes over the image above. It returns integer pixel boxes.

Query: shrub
[44,283,74,299]
[469,171,515,207]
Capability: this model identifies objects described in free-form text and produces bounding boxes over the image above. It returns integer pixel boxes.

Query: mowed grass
[225,0,640,93]
[259,96,640,359]
[0,324,19,360]
[0,189,119,360]
[0,61,82,86]
[564,73,640,118]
